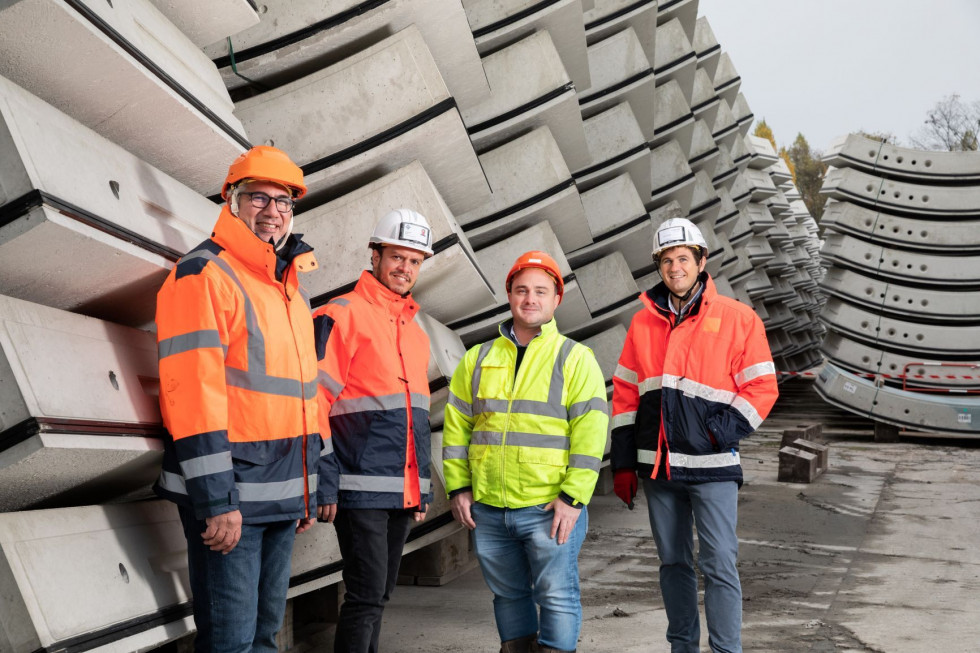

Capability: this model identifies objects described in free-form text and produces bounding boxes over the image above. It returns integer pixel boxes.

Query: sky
[695,0,980,153]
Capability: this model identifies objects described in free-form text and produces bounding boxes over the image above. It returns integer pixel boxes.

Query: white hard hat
[369,208,434,257]
[652,217,708,258]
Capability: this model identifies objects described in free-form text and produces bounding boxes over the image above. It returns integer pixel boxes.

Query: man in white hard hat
[610,217,778,653]
[313,209,434,653]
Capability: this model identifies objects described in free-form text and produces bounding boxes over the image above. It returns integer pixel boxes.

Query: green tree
[754,119,776,151]
[786,133,827,220]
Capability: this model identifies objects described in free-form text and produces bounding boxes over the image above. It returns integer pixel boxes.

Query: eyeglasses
[239,191,295,213]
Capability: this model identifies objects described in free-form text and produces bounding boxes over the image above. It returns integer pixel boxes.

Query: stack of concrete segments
[0,0,250,195]
[816,133,980,434]
[0,0,840,647]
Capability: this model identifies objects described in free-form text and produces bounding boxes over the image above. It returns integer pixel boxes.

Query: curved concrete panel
[457,127,591,252]
[731,92,754,136]
[657,0,698,39]
[466,0,590,92]
[579,27,656,140]
[649,139,696,212]
[819,296,980,357]
[581,324,628,384]
[148,0,257,47]
[0,295,162,511]
[584,0,657,66]
[687,170,722,227]
[0,0,247,195]
[712,52,741,106]
[580,172,647,240]
[742,167,779,201]
[711,98,741,151]
[575,251,640,315]
[728,131,753,171]
[820,230,980,288]
[815,362,980,436]
[820,200,980,253]
[822,167,980,218]
[693,16,721,78]
[746,134,779,169]
[236,27,490,214]
[462,30,590,171]
[416,312,467,430]
[651,78,695,152]
[206,0,490,111]
[654,18,696,104]
[688,120,720,173]
[819,266,980,323]
[820,331,980,391]
[295,161,496,323]
[823,133,980,183]
[709,143,739,191]
[574,102,652,199]
[691,68,721,127]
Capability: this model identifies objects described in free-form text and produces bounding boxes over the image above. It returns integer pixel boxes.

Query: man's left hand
[544,498,580,545]
[413,504,428,522]
[295,517,315,534]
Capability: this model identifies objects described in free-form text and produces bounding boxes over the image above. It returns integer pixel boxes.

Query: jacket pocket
[518,447,567,501]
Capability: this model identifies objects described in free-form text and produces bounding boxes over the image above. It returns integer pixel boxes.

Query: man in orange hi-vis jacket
[314,209,433,653]
[610,217,778,653]
[154,146,321,653]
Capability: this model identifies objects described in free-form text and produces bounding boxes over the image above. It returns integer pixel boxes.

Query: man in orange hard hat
[444,251,608,653]
[314,208,435,653]
[155,146,323,652]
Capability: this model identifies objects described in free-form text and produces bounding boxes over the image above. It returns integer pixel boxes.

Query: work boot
[530,643,575,653]
[500,633,537,653]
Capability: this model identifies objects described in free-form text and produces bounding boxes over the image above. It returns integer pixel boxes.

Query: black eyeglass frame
[238,191,296,213]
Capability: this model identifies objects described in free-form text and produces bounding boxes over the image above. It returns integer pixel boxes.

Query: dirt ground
[292,380,980,652]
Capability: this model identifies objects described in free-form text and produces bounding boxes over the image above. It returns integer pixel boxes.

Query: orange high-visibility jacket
[610,274,778,485]
[314,271,431,510]
[154,207,321,523]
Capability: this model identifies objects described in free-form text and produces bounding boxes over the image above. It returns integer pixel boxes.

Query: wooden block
[780,423,823,448]
[777,446,818,483]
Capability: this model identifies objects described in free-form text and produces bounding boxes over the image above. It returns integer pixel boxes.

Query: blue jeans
[178,507,296,653]
[471,502,587,651]
[643,478,741,653]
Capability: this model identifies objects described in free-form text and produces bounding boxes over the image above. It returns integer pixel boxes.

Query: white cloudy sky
[696,0,980,152]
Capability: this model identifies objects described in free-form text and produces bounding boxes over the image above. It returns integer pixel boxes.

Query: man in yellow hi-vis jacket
[443,251,608,653]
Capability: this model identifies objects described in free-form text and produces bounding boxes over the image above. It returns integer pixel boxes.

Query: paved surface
[294,380,980,652]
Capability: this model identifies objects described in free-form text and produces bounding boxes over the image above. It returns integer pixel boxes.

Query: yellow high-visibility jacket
[443,319,608,508]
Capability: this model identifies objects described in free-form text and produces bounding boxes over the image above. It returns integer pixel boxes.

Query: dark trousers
[333,508,415,653]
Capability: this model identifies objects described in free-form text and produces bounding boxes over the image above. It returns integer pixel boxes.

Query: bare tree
[909,94,980,151]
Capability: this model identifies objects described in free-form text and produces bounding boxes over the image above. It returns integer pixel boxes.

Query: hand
[413,504,428,522]
[545,499,581,545]
[317,503,337,523]
[295,517,315,534]
[450,491,476,530]
[614,469,638,509]
[202,510,242,554]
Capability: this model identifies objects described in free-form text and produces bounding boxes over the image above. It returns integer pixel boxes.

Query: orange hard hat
[221,146,307,200]
[506,250,564,298]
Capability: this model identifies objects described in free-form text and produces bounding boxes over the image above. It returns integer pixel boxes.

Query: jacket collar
[641,271,715,317]
[497,317,559,344]
[211,206,318,282]
[353,270,420,319]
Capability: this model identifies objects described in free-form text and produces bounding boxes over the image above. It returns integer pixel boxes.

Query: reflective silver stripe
[611,411,637,430]
[473,397,508,414]
[158,470,188,494]
[180,451,233,480]
[331,392,430,416]
[471,431,503,446]
[639,376,663,394]
[321,438,334,457]
[735,361,776,386]
[614,364,638,386]
[329,297,350,307]
[568,454,601,472]
[308,474,318,493]
[668,450,741,469]
[318,370,343,397]
[732,395,764,429]
[637,448,656,464]
[569,397,608,419]
[159,329,222,359]
[470,342,495,406]
[443,445,469,460]
[339,475,405,493]
[663,374,736,404]
[506,431,570,450]
[199,251,267,377]
[238,478,306,502]
[420,478,431,494]
[447,392,472,417]
[226,369,319,399]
